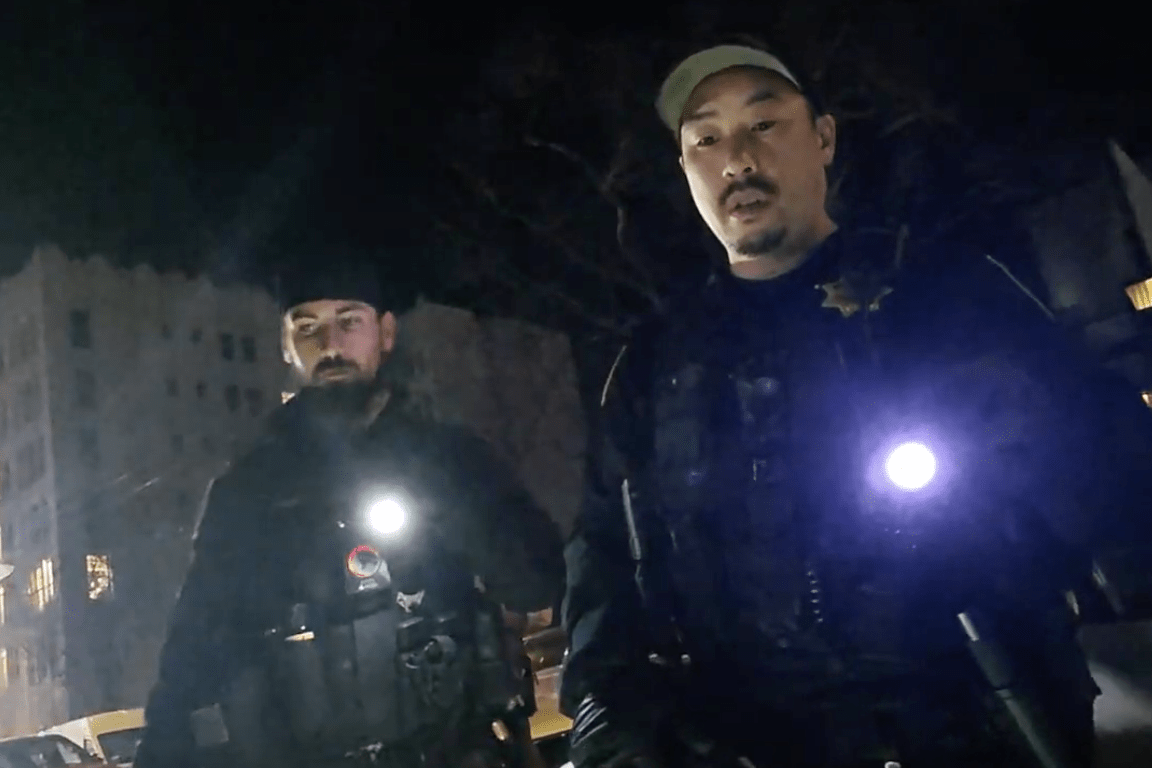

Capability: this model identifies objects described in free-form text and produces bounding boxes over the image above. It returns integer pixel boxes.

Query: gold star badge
[817,279,894,318]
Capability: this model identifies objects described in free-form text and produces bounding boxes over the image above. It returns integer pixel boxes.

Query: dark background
[1,0,1149,332]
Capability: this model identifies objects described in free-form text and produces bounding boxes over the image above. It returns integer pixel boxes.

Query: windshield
[0,735,91,767]
[96,729,143,765]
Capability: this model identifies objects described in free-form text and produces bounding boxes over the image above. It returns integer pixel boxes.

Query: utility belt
[190,594,532,768]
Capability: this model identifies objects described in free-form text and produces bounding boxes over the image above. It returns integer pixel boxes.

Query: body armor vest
[191,492,525,768]
[635,280,935,696]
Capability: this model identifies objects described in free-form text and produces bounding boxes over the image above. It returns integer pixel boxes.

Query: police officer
[136,263,565,768]
[561,44,1152,768]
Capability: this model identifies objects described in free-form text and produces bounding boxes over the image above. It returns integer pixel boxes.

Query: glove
[568,693,666,768]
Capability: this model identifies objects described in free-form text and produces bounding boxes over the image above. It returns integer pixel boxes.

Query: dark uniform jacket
[136,391,565,768]
[561,229,1152,767]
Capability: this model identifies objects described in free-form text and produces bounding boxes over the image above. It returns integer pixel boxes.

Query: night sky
[1,0,1149,315]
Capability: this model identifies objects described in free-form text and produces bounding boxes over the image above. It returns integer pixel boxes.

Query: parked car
[0,733,105,767]
[41,709,143,767]
[524,626,571,768]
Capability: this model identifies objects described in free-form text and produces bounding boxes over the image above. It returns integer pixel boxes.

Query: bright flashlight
[366,497,407,535]
[885,442,937,491]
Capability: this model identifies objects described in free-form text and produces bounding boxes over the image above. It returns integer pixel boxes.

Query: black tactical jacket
[561,229,1152,767]
[136,391,565,768]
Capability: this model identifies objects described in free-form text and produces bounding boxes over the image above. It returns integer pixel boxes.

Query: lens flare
[885,442,937,491]
[366,497,406,535]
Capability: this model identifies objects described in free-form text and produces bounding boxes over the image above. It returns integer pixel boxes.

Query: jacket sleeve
[437,427,566,614]
[561,340,678,768]
[134,477,246,768]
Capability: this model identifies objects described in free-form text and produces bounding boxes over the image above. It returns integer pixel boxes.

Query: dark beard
[734,226,787,256]
[295,375,382,432]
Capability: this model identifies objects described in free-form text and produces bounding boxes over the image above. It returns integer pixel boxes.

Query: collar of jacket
[706,228,851,299]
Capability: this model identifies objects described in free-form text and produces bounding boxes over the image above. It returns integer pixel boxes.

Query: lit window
[1143,392,1152,409]
[86,554,113,601]
[0,648,7,690]
[0,586,6,625]
[28,558,55,611]
[1126,278,1152,311]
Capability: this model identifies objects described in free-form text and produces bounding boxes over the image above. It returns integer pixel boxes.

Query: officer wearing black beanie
[137,260,564,768]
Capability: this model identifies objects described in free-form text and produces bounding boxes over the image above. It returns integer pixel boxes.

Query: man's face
[679,66,837,270]
[282,300,397,387]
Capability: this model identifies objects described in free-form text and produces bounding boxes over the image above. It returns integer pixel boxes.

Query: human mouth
[727,189,773,219]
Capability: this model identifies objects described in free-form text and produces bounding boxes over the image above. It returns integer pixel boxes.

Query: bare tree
[427,4,1105,338]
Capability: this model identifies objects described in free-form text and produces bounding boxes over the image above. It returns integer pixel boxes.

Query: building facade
[1026,142,1152,392]
[0,245,285,735]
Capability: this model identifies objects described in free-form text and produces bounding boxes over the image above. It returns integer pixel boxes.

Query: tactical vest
[629,276,941,696]
[189,478,527,767]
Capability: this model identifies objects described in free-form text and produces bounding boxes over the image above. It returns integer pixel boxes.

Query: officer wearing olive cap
[136,261,565,768]
[561,43,1152,768]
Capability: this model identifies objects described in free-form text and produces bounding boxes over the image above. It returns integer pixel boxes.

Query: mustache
[719,175,778,207]
[315,356,357,374]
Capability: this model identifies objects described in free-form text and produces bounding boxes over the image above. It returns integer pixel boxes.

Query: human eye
[696,135,718,147]
[752,120,777,132]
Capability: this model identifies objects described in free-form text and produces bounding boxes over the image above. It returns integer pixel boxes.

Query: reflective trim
[600,344,629,408]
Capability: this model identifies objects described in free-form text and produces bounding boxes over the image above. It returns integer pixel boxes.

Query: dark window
[79,428,99,468]
[171,434,184,454]
[69,310,91,349]
[2,522,13,553]
[166,377,179,397]
[220,333,235,361]
[0,400,7,439]
[177,490,190,511]
[201,436,215,454]
[15,439,45,489]
[241,336,256,362]
[225,385,240,412]
[0,345,5,376]
[245,389,264,416]
[76,369,96,408]
[191,328,202,343]
[196,381,207,398]
[0,461,9,497]
[18,379,41,425]
[161,324,172,339]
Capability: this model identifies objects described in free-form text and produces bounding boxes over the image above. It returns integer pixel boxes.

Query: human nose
[723,134,759,178]
[317,322,338,351]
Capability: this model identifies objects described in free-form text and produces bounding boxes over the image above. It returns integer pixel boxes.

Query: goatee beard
[734,227,787,257]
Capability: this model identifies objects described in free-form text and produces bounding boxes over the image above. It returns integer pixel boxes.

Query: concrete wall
[400,300,586,535]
